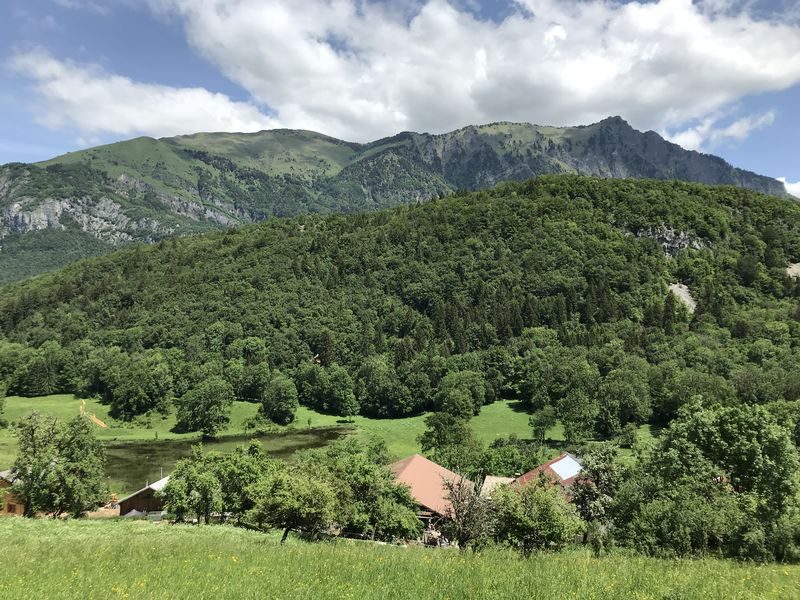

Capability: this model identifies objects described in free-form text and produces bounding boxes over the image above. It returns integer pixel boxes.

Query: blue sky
[1,0,798,193]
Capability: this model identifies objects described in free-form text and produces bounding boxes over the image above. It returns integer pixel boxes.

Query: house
[118,476,170,516]
[0,469,24,516]
[516,452,583,488]
[390,454,470,521]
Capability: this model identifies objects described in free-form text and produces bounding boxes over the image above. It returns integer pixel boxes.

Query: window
[6,503,15,513]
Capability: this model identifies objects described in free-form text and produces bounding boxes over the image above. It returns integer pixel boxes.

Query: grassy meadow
[1,394,652,493]
[0,395,542,470]
[0,395,262,469]
[2,518,798,600]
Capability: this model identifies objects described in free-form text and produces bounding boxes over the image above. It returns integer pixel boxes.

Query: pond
[106,427,349,495]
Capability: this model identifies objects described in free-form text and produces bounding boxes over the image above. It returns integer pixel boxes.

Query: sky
[1,0,799,195]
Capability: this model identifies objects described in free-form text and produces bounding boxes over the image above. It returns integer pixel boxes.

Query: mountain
[0,117,788,283]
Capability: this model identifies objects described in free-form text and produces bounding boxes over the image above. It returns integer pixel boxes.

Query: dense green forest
[1,175,799,429]
[3,174,800,560]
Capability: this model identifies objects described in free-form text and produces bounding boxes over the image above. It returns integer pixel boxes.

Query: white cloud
[9,49,278,139]
[665,110,775,151]
[9,1,800,145]
[51,0,125,14]
[778,177,800,198]
[138,0,800,142]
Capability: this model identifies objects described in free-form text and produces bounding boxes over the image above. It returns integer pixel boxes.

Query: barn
[516,452,583,488]
[390,454,469,520]
[0,469,24,516]
[118,475,170,516]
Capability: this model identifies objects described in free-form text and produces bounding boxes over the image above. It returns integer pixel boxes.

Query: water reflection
[106,427,348,494]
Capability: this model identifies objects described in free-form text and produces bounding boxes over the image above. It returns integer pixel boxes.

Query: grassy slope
[2,519,798,600]
[165,129,359,177]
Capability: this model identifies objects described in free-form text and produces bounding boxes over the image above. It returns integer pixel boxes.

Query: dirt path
[787,263,800,279]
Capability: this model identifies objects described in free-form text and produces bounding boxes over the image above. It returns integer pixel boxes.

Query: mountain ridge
[0,116,789,283]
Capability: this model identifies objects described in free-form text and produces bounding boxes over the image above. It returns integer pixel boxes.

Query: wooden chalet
[0,469,24,516]
[118,475,170,516]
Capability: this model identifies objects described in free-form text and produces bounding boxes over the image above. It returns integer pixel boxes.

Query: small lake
[106,427,349,495]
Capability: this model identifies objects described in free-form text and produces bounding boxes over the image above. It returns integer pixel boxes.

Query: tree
[529,406,557,444]
[355,355,416,418]
[493,476,583,556]
[442,476,494,550]
[440,387,476,420]
[109,350,174,420]
[175,377,235,437]
[12,412,107,518]
[421,412,469,451]
[326,364,358,420]
[435,370,486,417]
[312,438,421,541]
[597,359,651,437]
[248,468,337,543]
[571,443,620,525]
[558,388,598,444]
[214,441,277,518]
[660,401,799,516]
[16,341,70,397]
[160,447,223,524]
[613,401,800,560]
[12,412,60,516]
[419,412,483,476]
[55,415,108,518]
[261,373,299,425]
[0,381,6,428]
[479,435,543,478]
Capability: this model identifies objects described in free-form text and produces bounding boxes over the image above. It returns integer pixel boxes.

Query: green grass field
[2,518,797,599]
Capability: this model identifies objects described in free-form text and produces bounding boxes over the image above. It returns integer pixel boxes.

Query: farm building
[118,475,170,516]
[516,453,583,488]
[479,475,515,499]
[0,469,24,516]
[390,454,470,520]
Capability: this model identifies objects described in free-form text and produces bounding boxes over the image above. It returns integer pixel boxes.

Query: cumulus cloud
[52,0,111,13]
[665,110,776,151]
[138,0,800,142]
[9,0,800,146]
[778,177,800,198]
[9,49,278,139]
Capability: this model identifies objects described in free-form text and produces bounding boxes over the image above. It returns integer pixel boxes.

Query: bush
[493,477,583,556]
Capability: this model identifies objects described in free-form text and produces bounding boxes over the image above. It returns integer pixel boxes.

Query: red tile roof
[516,452,582,487]
[390,454,469,516]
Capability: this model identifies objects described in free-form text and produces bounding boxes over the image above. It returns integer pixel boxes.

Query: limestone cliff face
[0,169,174,245]
[628,225,706,256]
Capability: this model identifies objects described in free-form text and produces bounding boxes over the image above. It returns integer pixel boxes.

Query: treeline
[0,176,799,443]
[160,437,422,543]
[443,400,800,562]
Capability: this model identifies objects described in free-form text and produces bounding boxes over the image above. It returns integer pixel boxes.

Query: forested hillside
[1,175,799,432]
[4,174,800,560]
[1,118,789,282]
